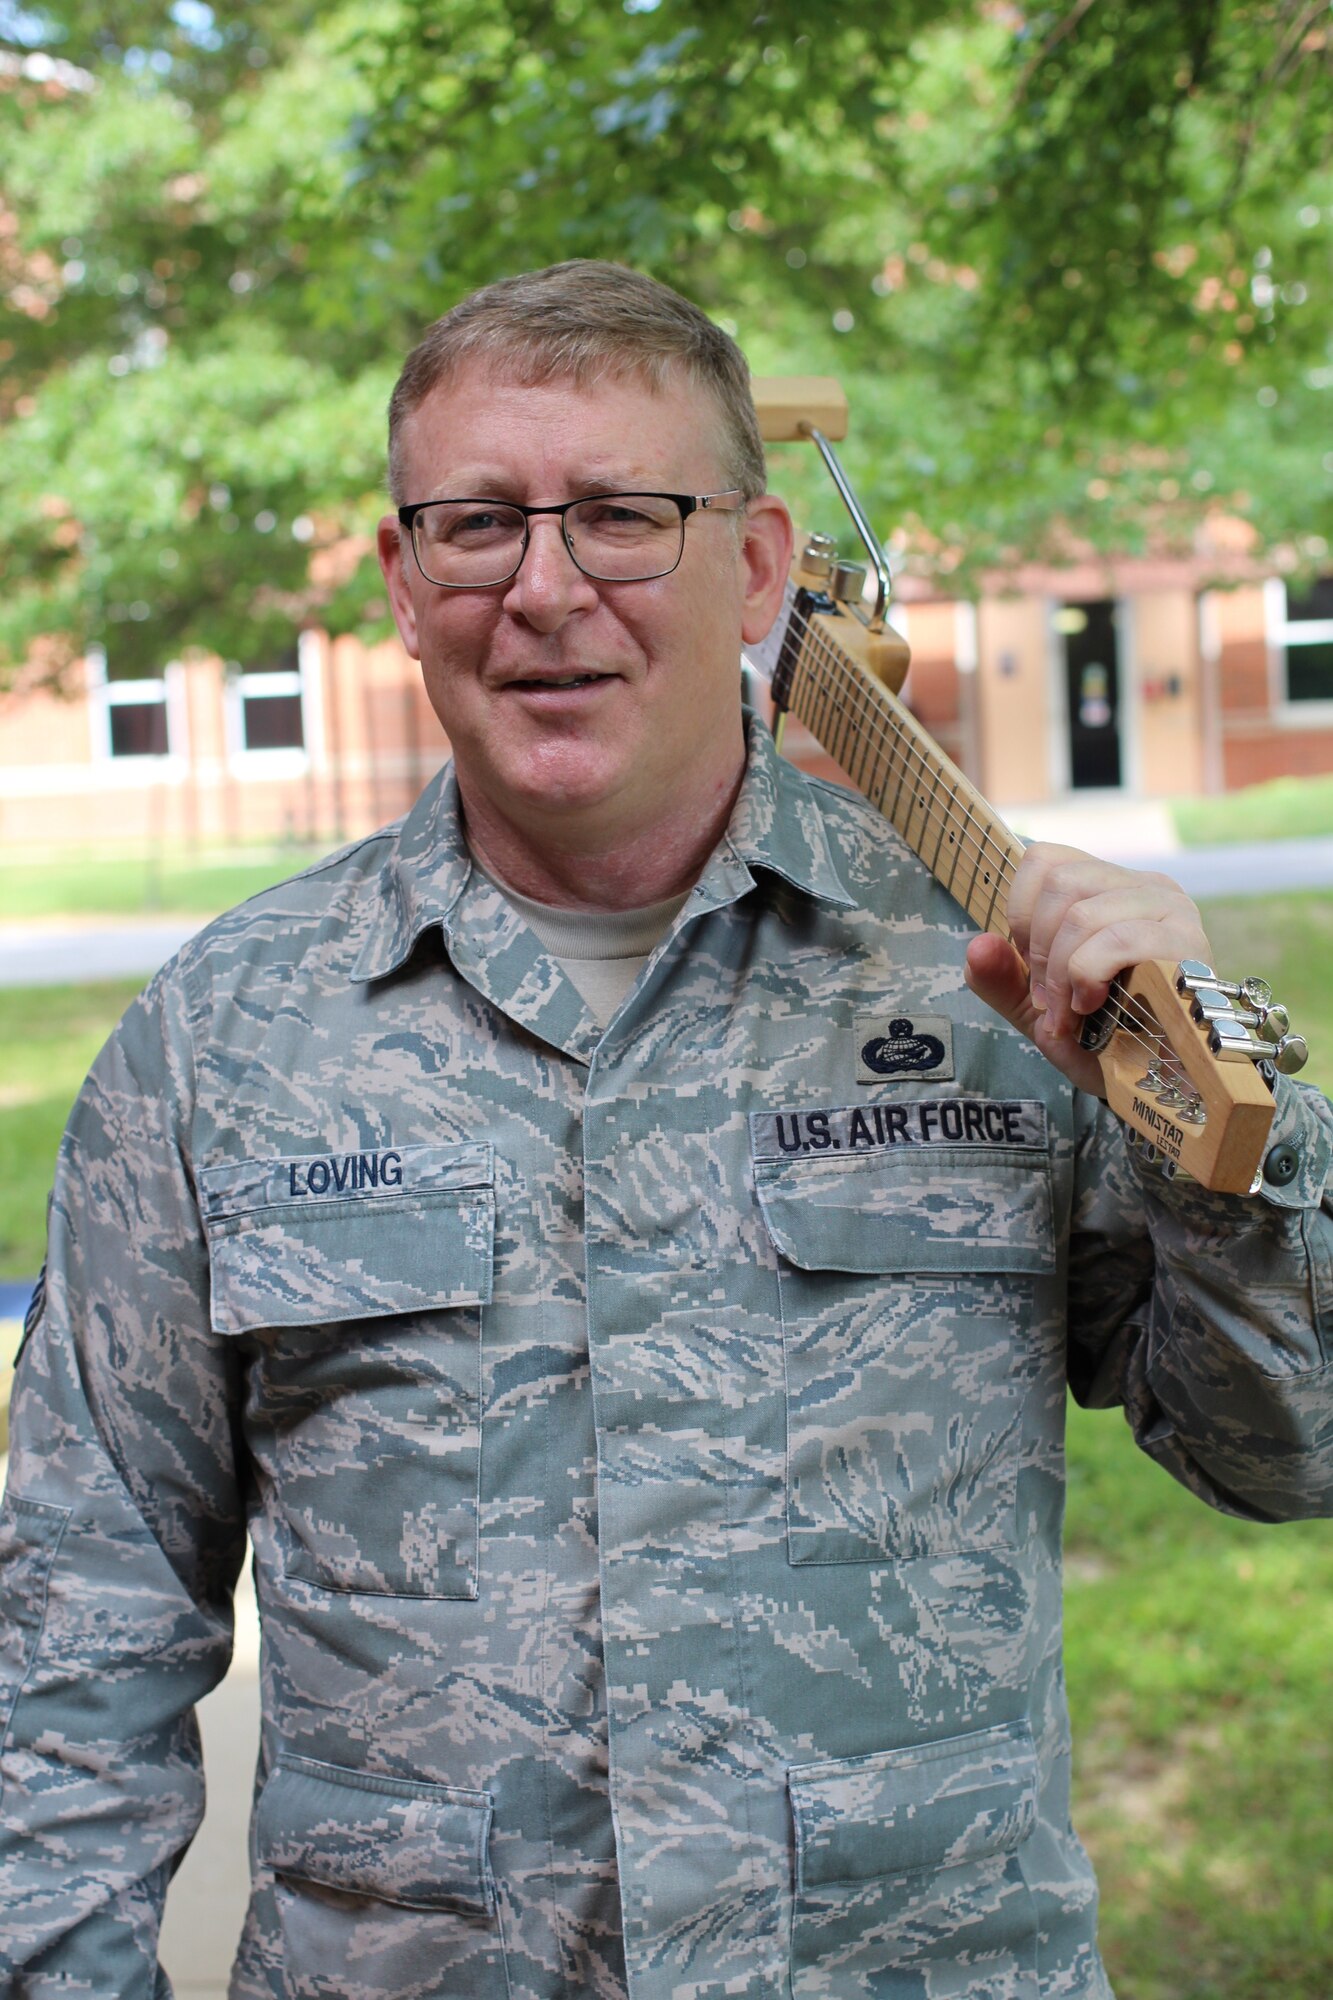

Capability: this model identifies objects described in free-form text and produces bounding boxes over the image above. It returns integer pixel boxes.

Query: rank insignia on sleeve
[856,1011,955,1083]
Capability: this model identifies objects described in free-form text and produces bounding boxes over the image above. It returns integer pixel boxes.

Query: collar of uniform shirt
[350,713,855,987]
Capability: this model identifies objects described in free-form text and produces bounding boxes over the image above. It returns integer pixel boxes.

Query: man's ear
[377,515,422,661]
[739,495,794,646]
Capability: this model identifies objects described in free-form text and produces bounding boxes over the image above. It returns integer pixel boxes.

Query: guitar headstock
[787,526,911,696]
[1084,957,1307,1193]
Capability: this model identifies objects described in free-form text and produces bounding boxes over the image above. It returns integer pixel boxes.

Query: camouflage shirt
[3,717,1331,2000]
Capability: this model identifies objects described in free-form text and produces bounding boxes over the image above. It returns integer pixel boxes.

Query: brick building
[2,564,1331,853]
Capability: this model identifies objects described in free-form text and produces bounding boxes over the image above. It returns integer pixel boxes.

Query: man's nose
[501,516,599,629]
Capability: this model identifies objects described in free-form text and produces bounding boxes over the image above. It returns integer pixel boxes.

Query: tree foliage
[0,0,1328,685]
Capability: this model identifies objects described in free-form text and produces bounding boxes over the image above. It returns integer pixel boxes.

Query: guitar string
[787,621,1187,1074]
[790,617,1017,892]
[786,620,1212,1082]
[783,612,1197,1080]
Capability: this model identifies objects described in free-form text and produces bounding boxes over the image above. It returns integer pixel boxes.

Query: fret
[926,764,949,877]
[848,680,877,794]
[826,682,844,765]
[780,600,1020,942]
[983,864,1003,937]
[864,688,891,813]
[964,813,987,926]
[940,780,960,892]
[812,645,835,747]
[906,740,935,858]
[844,683,869,789]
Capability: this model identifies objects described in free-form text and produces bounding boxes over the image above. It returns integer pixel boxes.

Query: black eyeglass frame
[396,489,746,588]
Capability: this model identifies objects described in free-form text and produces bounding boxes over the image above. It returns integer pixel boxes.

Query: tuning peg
[1208,1018,1309,1073]
[1208,1018,1273,1062]
[800,533,837,580]
[827,559,868,604]
[1176,962,1275,1011]
[1255,1001,1290,1043]
[1273,1033,1309,1075]
[1188,986,1245,1025]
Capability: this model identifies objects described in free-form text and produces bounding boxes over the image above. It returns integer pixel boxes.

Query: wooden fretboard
[779,599,1025,941]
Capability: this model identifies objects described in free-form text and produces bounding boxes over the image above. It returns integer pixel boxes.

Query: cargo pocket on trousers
[788,1718,1040,1998]
[256,1752,510,2000]
[200,1143,493,1598]
[0,1495,70,1782]
[752,1117,1055,1564]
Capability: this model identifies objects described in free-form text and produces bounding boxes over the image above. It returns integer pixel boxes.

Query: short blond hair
[387,261,766,504]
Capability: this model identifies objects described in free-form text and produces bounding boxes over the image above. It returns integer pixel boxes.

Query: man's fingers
[963,934,1041,1038]
[964,933,1109,1096]
[1009,849,1210,1039]
[975,842,1213,1091]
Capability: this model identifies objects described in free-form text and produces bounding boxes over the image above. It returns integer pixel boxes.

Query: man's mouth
[507,672,613,691]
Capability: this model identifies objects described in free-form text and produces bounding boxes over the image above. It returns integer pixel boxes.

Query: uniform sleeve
[1065,1074,1333,1521]
[0,963,245,1995]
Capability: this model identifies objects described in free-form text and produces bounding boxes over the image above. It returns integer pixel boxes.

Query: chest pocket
[199,1142,493,1600]
[752,1105,1055,1565]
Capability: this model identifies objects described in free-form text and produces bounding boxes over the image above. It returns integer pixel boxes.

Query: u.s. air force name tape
[750,1098,1047,1160]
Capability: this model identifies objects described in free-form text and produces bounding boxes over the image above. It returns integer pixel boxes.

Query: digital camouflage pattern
[2,718,1331,1999]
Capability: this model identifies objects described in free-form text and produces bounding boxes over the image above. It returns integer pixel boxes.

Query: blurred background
[1,3,1330,1995]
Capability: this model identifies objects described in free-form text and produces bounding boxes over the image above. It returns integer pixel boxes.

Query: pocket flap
[200,1142,494,1333]
[752,1104,1054,1275]
[789,1718,1038,1891]
[256,1753,496,1916]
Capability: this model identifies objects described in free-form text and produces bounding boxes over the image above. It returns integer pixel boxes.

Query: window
[1272,575,1333,705]
[90,646,174,760]
[227,644,307,759]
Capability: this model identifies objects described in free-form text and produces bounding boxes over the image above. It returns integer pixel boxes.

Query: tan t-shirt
[474,863,689,1028]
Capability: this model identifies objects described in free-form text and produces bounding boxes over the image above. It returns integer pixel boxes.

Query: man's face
[377,362,791,878]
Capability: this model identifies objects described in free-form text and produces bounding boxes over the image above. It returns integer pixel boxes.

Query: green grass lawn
[0,979,146,1280]
[1172,772,1333,848]
[1,898,1330,1995]
[1063,1401,1333,1999]
[1194,891,1333,1100]
[0,844,331,920]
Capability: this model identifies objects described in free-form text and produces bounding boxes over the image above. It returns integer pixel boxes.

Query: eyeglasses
[397,490,745,589]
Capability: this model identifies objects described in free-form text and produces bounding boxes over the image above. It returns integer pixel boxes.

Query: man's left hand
[963,843,1213,1097]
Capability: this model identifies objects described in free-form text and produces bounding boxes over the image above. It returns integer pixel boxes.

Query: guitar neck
[781,610,1025,942]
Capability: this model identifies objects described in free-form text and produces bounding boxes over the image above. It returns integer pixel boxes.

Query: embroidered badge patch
[855,1011,954,1084]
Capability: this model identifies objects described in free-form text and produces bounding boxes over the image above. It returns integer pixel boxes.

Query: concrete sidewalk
[1006,794,1179,857]
[6,796,1333,994]
[0,915,204,987]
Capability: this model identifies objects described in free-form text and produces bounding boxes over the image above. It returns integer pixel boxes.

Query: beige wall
[0,658,96,767]
[976,597,1052,804]
[1132,590,1203,798]
[0,635,448,853]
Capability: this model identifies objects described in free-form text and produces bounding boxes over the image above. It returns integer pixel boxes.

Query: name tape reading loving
[288,1150,403,1196]
[751,1099,1047,1162]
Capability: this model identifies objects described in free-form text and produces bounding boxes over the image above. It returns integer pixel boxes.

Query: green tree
[0,0,1328,687]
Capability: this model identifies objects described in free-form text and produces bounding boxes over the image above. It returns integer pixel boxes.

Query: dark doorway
[1059,599,1121,789]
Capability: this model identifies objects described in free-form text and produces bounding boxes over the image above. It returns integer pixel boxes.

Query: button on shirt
[2,718,1331,2000]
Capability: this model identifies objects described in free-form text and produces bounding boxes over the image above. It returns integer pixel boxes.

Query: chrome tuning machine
[798,535,868,608]
[1175,959,1308,1075]
[800,533,837,580]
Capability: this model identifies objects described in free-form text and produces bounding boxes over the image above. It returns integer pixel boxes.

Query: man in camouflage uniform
[2,263,1330,2000]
